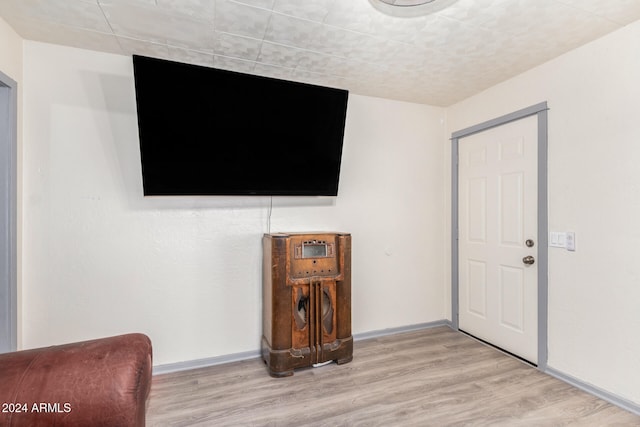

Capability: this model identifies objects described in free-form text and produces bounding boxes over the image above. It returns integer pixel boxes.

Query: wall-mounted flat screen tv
[132,55,349,196]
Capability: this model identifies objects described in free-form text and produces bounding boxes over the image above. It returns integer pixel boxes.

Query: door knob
[522,255,535,265]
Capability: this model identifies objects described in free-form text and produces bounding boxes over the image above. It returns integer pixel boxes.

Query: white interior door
[458,115,538,364]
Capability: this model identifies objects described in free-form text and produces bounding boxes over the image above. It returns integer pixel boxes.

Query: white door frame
[0,69,17,353]
[451,102,548,370]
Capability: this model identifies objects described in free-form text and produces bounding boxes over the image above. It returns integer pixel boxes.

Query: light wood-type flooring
[146,326,640,426]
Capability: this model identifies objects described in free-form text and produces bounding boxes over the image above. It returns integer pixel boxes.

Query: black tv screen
[132,55,349,196]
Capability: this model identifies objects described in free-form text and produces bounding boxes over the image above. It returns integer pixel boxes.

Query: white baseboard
[544,367,640,416]
[153,349,261,375]
[352,319,453,341]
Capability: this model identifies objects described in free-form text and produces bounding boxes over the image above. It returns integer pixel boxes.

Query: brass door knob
[523,255,535,265]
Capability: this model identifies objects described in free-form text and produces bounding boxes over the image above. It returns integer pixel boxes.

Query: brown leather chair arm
[0,333,152,427]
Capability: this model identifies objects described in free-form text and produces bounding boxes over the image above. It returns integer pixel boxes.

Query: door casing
[451,102,548,370]
[0,69,17,354]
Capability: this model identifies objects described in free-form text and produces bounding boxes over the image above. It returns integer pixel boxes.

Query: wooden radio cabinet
[262,232,352,377]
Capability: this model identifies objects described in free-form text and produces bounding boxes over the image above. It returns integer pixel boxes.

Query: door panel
[468,177,487,243]
[467,260,487,317]
[499,265,524,331]
[458,115,538,364]
[499,172,524,246]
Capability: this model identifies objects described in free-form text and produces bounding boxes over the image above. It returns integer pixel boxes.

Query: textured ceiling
[1,0,640,106]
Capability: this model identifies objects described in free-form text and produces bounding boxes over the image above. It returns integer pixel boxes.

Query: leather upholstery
[0,333,152,427]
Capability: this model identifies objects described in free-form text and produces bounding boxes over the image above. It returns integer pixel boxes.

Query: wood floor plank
[146,327,639,426]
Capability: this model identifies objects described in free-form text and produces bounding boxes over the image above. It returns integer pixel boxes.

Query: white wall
[447,20,640,405]
[21,41,447,366]
[0,16,21,81]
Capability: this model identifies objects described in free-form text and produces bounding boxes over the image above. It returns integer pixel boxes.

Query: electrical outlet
[565,232,575,251]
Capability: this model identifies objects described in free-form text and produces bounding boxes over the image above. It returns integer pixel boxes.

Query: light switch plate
[549,232,566,248]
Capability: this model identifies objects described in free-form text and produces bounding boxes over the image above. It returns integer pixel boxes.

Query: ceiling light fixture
[368,0,459,18]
